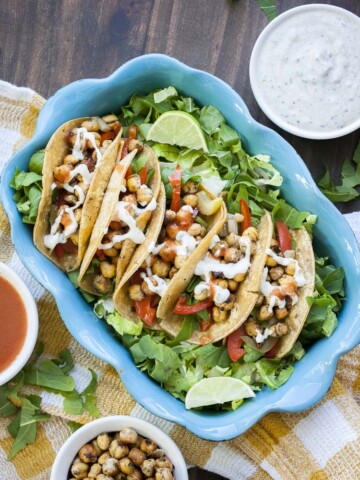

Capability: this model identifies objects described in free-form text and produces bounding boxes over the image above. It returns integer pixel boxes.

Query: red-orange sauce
[0,276,27,372]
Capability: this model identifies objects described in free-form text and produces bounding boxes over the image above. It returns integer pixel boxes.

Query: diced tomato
[125,165,133,180]
[121,143,129,160]
[128,125,138,140]
[264,341,279,358]
[150,295,159,309]
[139,166,148,184]
[240,199,251,234]
[54,244,65,260]
[227,326,246,362]
[200,320,212,332]
[100,131,116,143]
[96,249,106,261]
[54,240,77,260]
[134,297,156,326]
[275,220,292,252]
[173,296,213,315]
[169,165,182,212]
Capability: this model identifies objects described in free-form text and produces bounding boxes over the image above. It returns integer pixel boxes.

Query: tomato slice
[134,297,156,326]
[54,243,65,260]
[275,220,292,252]
[240,199,251,234]
[227,326,246,362]
[100,131,116,143]
[128,125,138,140]
[139,166,148,184]
[124,164,132,180]
[96,248,106,262]
[173,296,213,315]
[169,165,181,212]
[54,240,77,260]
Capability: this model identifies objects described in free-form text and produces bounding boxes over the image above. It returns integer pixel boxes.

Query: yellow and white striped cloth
[0,80,359,480]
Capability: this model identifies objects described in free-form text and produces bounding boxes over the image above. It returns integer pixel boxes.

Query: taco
[113,166,227,328]
[34,115,123,271]
[78,142,162,296]
[239,221,315,358]
[159,208,273,344]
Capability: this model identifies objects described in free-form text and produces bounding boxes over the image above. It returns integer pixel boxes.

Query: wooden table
[1,1,359,478]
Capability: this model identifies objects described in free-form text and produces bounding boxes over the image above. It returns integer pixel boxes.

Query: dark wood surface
[1,1,359,479]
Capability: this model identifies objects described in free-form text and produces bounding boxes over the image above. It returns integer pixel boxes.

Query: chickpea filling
[243,238,306,348]
[69,427,175,480]
[45,115,121,259]
[128,179,209,314]
[174,220,259,328]
[89,146,157,295]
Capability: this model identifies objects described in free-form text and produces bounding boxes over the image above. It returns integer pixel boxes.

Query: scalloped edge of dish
[1,54,360,441]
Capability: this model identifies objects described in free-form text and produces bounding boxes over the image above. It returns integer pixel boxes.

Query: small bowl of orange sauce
[0,262,38,385]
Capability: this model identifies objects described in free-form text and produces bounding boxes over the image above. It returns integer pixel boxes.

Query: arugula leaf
[63,392,83,416]
[53,349,74,374]
[256,0,277,21]
[67,421,83,432]
[81,369,98,396]
[28,149,45,175]
[317,141,360,203]
[166,315,198,347]
[83,393,99,418]
[25,360,75,392]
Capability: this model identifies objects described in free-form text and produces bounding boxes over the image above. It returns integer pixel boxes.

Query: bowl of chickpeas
[51,415,188,480]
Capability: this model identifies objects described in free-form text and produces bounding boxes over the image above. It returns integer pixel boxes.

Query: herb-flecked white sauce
[256,9,360,132]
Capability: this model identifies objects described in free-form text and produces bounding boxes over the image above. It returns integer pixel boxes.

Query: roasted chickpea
[224,248,241,263]
[234,272,246,282]
[216,294,235,311]
[127,470,143,480]
[81,119,100,131]
[255,294,264,307]
[123,194,137,204]
[176,208,193,227]
[139,438,158,455]
[141,458,156,477]
[141,278,156,296]
[98,452,111,465]
[183,194,198,207]
[242,226,258,241]
[79,444,97,464]
[187,223,201,237]
[156,457,173,470]
[91,440,102,457]
[96,433,111,451]
[88,462,102,478]
[194,287,208,301]
[102,139,113,150]
[245,318,263,337]
[109,439,129,459]
[278,274,295,286]
[174,255,187,270]
[127,174,141,193]
[214,278,228,289]
[211,241,227,257]
[128,447,146,466]
[269,266,284,281]
[128,138,144,153]
[225,233,239,248]
[74,208,82,223]
[137,186,153,205]
[97,475,115,480]
[102,457,120,476]
[164,210,176,224]
[54,164,73,183]
[182,179,198,194]
[285,262,296,276]
[102,113,118,124]
[168,266,178,279]
[155,467,174,480]
[103,247,119,258]
[119,427,139,445]
[165,223,179,239]
[265,255,277,267]
[129,284,145,301]
[159,240,176,263]
[67,128,79,146]
[63,154,79,165]
[258,305,272,321]
[212,306,227,323]
[100,261,117,279]
[271,322,289,336]
[119,457,135,475]
[152,258,171,278]
[71,462,89,479]
[274,307,289,320]
[228,279,238,292]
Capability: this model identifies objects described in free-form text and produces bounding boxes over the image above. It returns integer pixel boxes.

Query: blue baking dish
[1,54,360,440]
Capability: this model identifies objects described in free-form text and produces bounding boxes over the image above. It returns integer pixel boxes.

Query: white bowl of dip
[0,262,38,385]
[51,415,188,479]
[250,4,360,139]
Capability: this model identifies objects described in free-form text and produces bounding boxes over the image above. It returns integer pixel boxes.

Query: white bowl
[51,415,189,479]
[0,262,38,385]
[249,4,360,139]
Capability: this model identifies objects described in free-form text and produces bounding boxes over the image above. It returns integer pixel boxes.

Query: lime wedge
[147,111,209,152]
[185,377,255,409]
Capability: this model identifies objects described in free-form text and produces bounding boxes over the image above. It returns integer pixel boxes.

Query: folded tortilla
[34,118,123,271]
[113,186,227,328]
[78,145,162,295]
[159,211,273,344]
[275,228,315,358]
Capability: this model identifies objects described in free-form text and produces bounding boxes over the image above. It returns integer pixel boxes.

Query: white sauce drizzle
[72,127,102,166]
[175,231,198,257]
[141,273,168,298]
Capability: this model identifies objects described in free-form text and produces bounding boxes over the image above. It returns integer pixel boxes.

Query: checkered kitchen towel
[0,80,360,480]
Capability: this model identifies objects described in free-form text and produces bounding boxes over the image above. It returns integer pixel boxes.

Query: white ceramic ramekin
[249,4,360,140]
[51,415,189,479]
[0,262,38,385]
